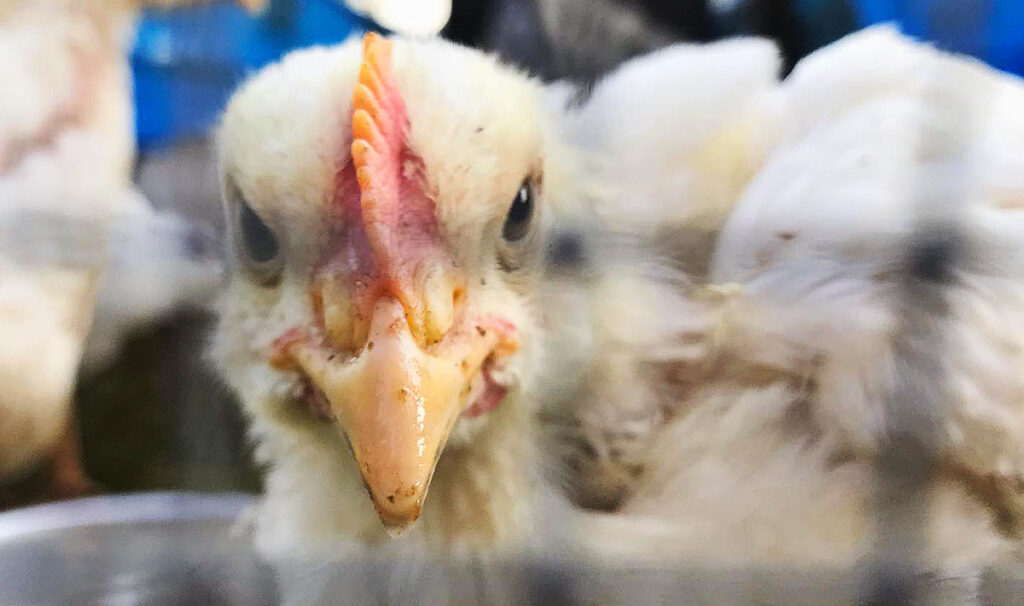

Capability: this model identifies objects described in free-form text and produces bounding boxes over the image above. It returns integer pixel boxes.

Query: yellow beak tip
[371,489,425,530]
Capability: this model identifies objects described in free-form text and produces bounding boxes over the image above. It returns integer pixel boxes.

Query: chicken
[82,192,223,374]
[213,24,1024,579]
[560,25,1024,572]
[0,0,138,487]
[0,0,244,492]
[538,36,783,509]
[214,32,581,557]
[213,25,796,567]
[558,35,782,279]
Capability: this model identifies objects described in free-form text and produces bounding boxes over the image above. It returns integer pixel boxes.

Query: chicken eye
[502,179,535,242]
[234,194,283,284]
[240,200,279,263]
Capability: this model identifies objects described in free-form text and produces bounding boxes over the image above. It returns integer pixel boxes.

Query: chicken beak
[287,296,504,530]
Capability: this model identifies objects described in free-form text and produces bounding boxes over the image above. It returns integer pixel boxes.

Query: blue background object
[132,0,373,151]
[851,0,1024,76]
[131,0,1024,151]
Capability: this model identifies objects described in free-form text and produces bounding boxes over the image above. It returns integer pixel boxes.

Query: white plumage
[82,193,223,374]
[0,0,136,482]
[558,26,1024,570]
[212,25,1024,581]
[0,0,227,487]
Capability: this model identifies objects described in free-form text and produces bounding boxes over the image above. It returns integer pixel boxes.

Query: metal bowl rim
[0,491,254,543]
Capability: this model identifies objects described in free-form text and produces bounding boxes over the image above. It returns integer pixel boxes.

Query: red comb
[349,33,448,339]
[351,33,402,205]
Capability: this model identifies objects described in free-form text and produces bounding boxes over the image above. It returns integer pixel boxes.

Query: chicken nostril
[318,279,356,350]
[421,266,461,345]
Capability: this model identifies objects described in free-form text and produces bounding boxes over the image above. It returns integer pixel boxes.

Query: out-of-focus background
[2,0,1023,509]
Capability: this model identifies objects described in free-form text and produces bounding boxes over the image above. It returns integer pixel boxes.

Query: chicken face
[215,34,562,530]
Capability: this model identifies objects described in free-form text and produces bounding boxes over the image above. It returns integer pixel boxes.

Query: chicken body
[538,36,783,510]
[214,25,1024,578]
[556,26,1024,571]
[0,0,233,488]
[0,0,136,481]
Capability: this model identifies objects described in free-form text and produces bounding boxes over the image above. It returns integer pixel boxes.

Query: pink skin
[460,369,508,418]
[349,35,456,333]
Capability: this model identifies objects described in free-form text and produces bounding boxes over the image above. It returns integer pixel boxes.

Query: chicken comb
[351,32,404,201]
[349,32,448,334]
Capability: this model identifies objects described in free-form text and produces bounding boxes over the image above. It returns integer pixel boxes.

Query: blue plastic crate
[852,0,1024,76]
[132,0,374,150]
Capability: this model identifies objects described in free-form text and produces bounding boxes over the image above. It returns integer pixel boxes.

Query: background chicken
[0,0,244,500]
[81,192,222,374]
[555,26,1024,574]
[539,35,783,508]
[0,0,139,493]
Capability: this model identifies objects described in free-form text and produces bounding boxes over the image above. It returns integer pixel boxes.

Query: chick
[0,0,247,493]
[215,25,1024,578]
[569,26,1024,571]
[214,33,578,556]
[0,0,137,486]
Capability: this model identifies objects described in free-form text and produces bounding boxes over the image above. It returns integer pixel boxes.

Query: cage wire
[5,2,1024,605]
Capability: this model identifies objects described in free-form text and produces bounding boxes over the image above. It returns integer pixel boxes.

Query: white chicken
[81,192,223,374]
[537,36,783,509]
[560,25,1024,572]
[0,0,137,487]
[213,24,1024,580]
[215,32,579,557]
[0,0,241,492]
[212,30,787,562]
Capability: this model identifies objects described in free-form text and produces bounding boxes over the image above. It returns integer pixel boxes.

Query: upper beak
[285,296,508,530]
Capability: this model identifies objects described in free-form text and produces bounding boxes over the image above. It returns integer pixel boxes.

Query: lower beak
[287,297,504,530]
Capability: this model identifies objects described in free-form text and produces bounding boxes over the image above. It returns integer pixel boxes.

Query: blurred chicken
[0,0,137,492]
[557,25,1024,572]
[558,36,782,279]
[82,193,223,374]
[0,0,242,495]
[537,36,783,510]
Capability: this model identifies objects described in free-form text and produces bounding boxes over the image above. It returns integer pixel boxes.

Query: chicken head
[214,33,569,534]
